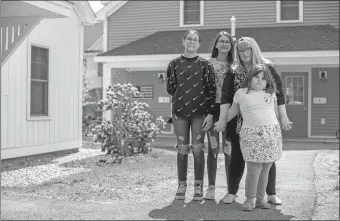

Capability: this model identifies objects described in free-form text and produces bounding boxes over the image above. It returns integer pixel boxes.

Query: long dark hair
[241,64,277,94]
[210,31,234,66]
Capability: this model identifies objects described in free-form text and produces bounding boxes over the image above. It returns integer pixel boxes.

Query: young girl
[166,30,216,201]
[205,31,234,200]
[226,64,282,211]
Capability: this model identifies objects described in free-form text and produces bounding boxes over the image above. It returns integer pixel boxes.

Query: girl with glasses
[205,31,234,200]
[166,30,216,201]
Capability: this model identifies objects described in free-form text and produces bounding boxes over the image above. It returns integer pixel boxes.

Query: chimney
[230,16,236,41]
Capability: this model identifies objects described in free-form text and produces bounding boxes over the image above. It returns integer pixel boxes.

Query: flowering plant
[92,83,166,162]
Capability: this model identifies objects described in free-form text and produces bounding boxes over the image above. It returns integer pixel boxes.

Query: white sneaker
[267,195,283,205]
[222,193,236,204]
[205,185,215,200]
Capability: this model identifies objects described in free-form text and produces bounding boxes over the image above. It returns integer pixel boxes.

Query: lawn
[1,143,214,203]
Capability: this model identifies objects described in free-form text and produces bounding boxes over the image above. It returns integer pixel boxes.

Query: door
[281,72,308,138]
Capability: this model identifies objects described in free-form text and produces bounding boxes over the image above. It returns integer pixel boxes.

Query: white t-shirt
[233,88,279,128]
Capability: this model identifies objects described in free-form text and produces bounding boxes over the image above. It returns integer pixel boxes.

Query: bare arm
[227,103,240,123]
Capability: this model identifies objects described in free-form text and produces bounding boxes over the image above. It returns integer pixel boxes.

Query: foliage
[92,83,166,163]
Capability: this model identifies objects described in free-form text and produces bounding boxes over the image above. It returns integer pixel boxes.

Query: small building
[1,1,96,159]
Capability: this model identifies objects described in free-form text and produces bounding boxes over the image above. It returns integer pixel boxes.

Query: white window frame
[27,42,51,121]
[276,0,303,23]
[180,0,204,27]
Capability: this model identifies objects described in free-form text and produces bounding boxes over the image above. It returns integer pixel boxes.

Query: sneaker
[222,193,236,204]
[192,183,204,201]
[205,185,215,200]
[267,195,283,205]
[175,183,187,200]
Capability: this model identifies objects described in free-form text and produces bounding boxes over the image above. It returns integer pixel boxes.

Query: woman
[205,31,234,200]
[166,30,216,201]
[214,37,292,205]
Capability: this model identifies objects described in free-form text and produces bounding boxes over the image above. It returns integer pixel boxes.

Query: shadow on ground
[149,199,295,220]
[152,141,339,153]
[1,149,79,172]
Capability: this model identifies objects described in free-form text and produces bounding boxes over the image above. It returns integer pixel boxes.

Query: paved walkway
[1,142,339,220]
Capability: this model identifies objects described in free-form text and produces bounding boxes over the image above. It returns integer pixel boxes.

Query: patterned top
[207,57,229,103]
[233,88,279,128]
[220,63,286,134]
[166,55,216,118]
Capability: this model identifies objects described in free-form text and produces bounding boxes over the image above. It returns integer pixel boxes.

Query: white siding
[1,15,83,158]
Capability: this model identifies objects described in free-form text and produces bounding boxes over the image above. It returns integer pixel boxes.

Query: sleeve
[267,64,285,106]
[220,69,234,105]
[233,89,243,104]
[166,60,177,96]
[204,61,217,115]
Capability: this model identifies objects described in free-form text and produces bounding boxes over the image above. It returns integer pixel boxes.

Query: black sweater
[166,55,216,118]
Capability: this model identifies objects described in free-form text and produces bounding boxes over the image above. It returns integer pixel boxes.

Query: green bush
[92,83,166,163]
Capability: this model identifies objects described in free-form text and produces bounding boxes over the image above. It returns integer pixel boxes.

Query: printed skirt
[239,124,282,163]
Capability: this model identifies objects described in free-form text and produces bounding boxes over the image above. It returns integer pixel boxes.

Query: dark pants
[227,117,277,195]
[172,114,206,183]
[206,117,230,186]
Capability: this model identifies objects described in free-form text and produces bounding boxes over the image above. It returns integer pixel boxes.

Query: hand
[214,120,226,132]
[280,116,292,130]
[202,114,213,132]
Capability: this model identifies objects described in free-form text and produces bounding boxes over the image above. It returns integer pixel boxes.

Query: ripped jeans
[172,114,205,184]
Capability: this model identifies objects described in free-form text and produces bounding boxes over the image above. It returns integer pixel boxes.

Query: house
[1,1,96,159]
[83,21,103,119]
[94,0,339,139]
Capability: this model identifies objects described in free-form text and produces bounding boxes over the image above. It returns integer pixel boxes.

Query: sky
[88,1,104,13]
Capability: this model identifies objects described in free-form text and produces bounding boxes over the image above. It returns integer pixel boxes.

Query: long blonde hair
[232,37,272,72]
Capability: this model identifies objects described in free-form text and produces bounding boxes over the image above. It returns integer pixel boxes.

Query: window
[284,75,304,105]
[276,0,303,23]
[98,62,103,77]
[30,46,49,117]
[180,0,204,27]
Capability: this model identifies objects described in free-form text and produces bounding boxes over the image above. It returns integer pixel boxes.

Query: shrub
[92,83,166,163]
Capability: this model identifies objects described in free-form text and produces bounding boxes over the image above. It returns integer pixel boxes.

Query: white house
[1,1,96,159]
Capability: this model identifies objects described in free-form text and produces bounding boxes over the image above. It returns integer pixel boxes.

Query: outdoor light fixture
[319,71,327,81]
[158,73,165,84]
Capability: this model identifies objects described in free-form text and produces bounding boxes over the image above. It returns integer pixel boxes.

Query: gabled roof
[95,1,128,21]
[98,25,339,57]
[73,1,96,24]
[84,22,103,51]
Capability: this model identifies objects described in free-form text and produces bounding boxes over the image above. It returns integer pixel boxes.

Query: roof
[98,25,339,57]
[95,1,127,21]
[72,1,96,24]
[84,22,103,51]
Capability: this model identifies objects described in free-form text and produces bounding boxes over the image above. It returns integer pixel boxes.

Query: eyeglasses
[218,40,231,45]
[238,48,252,55]
[185,37,199,43]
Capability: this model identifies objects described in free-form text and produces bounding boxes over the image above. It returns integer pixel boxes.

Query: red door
[281,72,308,138]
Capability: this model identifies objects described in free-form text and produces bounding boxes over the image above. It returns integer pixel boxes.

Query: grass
[1,145,185,203]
